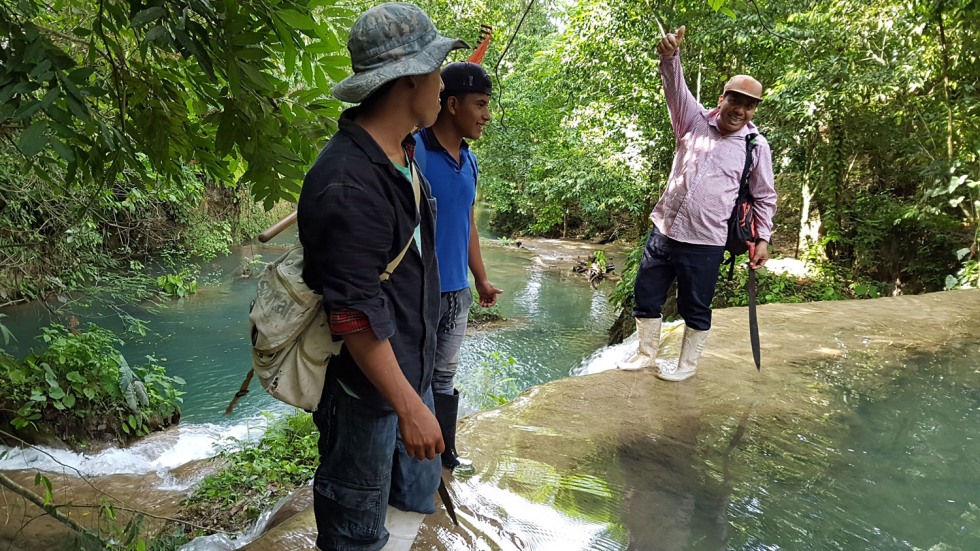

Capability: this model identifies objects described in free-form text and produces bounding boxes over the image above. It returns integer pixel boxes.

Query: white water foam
[0,416,269,489]
[572,337,637,376]
[572,319,684,376]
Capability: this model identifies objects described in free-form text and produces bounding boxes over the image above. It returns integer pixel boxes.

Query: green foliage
[1,0,356,303]
[473,0,979,295]
[468,351,520,408]
[0,313,15,346]
[25,471,169,551]
[925,168,980,289]
[0,323,184,441]
[181,413,319,532]
[0,139,230,307]
[155,269,199,298]
[713,262,883,309]
[93,499,150,551]
[0,0,353,209]
[469,301,505,324]
[609,235,646,311]
[184,217,233,261]
[232,194,294,245]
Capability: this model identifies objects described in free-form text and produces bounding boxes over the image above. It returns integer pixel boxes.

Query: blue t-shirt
[413,128,478,293]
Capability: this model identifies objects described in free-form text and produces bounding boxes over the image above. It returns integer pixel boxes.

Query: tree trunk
[797,180,821,259]
[936,6,954,160]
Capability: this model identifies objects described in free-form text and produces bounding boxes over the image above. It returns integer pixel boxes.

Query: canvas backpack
[723,133,760,280]
[226,163,421,414]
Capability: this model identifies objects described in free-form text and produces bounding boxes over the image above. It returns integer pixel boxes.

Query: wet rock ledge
[247,289,980,550]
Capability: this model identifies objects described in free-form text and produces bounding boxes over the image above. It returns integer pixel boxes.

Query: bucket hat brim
[332,35,469,104]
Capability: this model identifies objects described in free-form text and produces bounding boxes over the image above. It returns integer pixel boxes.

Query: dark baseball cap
[440,62,492,97]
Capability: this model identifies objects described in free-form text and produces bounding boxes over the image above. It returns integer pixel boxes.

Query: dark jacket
[298,108,440,411]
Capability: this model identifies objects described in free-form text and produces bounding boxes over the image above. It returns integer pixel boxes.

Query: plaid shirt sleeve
[329,308,371,335]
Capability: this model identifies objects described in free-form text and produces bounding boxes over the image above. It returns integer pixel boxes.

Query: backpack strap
[228,162,425,415]
[739,133,759,195]
[380,160,423,282]
[724,133,760,281]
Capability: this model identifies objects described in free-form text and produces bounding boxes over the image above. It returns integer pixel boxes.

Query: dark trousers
[632,226,725,331]
[312,377,441,551]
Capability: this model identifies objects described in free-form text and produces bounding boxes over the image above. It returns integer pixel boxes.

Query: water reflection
[720,343,980,551]
[425,458,625,551]
[616,382,731,551]
[418,338,980,551]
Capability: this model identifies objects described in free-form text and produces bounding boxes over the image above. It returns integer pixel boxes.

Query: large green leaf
[18,121,48,156]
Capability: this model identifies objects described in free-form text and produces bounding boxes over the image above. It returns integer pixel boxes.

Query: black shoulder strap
[738,133,759,197]
[724,133,761,281]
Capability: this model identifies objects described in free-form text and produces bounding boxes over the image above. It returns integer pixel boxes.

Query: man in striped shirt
[619,25,777,381]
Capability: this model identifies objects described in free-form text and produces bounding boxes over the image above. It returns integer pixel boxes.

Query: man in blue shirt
[414,61,501,472]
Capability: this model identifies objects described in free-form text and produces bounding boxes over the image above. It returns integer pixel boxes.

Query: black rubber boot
[433,390,463,470]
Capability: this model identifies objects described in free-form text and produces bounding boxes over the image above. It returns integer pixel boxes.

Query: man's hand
[397,399,445,461]
[340,331,444,460]
[749,239,770,270]
[475,279,503,307]
[656,25,686,57]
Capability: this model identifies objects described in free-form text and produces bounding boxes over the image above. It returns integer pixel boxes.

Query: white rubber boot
[618,317,662,371]
[658,326,709,382]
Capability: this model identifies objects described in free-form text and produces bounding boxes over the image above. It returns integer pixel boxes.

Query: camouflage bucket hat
[332,2,469,104]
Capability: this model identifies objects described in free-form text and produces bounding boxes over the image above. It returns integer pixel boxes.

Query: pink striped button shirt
[651,52,777,246]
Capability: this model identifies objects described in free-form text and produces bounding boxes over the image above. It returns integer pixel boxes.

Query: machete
[747,266,761,370]
[438,476,459,526]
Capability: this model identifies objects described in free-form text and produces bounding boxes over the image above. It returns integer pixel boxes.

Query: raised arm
[656,26,700,140]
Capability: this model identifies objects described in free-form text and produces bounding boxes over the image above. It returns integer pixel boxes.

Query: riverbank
[0,234,622,548]
[504,236,631,282]
[202,289,980,550]
[3,231,976,549]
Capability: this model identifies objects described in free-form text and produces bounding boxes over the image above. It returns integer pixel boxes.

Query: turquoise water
[434,341,980,551]
[718,344,980,550]
[7,219,977,550]
[0,228,617,425]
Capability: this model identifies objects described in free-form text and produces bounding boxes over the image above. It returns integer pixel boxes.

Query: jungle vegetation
[1,0,976,307]
[0,0,978,547]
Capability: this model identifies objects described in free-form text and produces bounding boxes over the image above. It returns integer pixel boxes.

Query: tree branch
[0,471,105,546]
[0,430,213,531]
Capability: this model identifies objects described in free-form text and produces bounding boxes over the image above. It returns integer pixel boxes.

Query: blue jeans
[312,378,442,551]
[632,227,725,331]
[432,288,473,395]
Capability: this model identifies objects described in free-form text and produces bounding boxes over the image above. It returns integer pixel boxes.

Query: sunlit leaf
[276,9,315,31]
[131,6,167,28]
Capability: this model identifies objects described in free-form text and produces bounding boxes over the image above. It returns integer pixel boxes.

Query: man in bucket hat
[297,3,467,549]
[413,61,500,474]
[618,25,777,381]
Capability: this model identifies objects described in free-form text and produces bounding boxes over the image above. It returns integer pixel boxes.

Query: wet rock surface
[2,290,978,550]
[245,290,980,550]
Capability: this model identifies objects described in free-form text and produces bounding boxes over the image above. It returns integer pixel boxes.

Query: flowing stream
[2,217,980,551]
[0,223,618,477]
